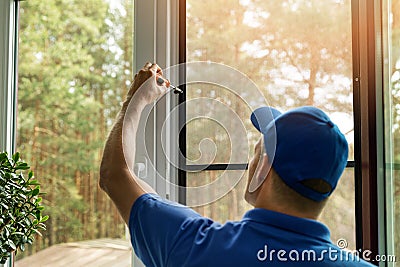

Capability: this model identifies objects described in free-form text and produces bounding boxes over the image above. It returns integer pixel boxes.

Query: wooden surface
[15,238,132,267]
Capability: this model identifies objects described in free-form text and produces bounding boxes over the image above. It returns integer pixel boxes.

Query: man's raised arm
[99,63,167,224]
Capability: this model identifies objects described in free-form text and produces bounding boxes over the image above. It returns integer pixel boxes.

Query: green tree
[17,0,134,258]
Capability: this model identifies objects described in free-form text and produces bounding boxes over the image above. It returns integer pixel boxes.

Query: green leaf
[15,163,30,170]
[0,152,7,162]
[12,152,20,163]
[31,228,42,236]
[8,240,16,250]
[31,188,40,196]
[37,224,46,230]
[28,180,40,186]
[40,215,49,222]
[10,232,24,236]
[4,227,9,237]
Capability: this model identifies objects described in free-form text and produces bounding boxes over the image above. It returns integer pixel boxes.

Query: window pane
[185,0,355,251]
[16,0,134,266]
[395,169,400,258]
[186,0,354,163]
[186,84,258,165]
[187,170,252,221]
[188,168,355,250]
[383,0,400,260]
[319,168,355,250]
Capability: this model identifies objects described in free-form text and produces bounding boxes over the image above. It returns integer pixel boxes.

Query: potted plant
[0,152,48,265]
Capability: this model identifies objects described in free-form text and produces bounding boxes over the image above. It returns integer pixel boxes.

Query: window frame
[133,0,182,202]
[382,0,397,265]
[351,0,388,263]
[178,3,356,173]
[177,0,387,265]
[0,0,19,266]
[133,0,182,265]
[0,0,18,155]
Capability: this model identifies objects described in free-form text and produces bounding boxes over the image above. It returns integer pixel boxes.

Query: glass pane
[383,0,400,260]
[16,0,134,266]
[395,169,400,259]
[188,168,355,250]
[185,0,356,254]
[319,168,355,250]
[186,84,257,165]
[186,0,354,164]
[187,170,252,221]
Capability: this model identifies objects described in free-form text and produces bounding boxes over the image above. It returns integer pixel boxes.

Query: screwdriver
[157,77,183,94]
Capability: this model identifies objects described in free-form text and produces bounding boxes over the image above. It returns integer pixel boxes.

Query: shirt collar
[242,208,332,243]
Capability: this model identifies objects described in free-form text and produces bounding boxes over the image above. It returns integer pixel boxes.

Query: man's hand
[123,62,168,111]
[99,62,167,224]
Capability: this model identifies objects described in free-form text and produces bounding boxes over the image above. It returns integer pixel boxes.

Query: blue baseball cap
[250,106,349,202]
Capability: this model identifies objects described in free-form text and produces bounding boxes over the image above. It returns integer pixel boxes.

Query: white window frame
[0,1,18,266]
[133,0,181,265]
[0,0,18,155]
[133,0,181,203]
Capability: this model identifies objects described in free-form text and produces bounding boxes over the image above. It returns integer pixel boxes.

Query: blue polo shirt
[129,194,374,267]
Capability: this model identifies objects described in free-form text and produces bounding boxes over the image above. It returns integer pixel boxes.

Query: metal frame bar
[0,0,18,155]
[184,161,356,172]
[352,0,383,263]
[373,0,390,264]
[178,0,187,205]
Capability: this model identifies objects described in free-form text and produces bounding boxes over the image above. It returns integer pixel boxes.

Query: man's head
[245,106,348,218]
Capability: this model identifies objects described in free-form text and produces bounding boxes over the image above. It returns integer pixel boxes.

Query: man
[100,63,374,266]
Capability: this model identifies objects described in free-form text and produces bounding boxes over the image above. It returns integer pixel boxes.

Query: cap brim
[250,106,282,133]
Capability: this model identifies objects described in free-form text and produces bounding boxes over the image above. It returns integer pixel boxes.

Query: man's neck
[254,185,320,220]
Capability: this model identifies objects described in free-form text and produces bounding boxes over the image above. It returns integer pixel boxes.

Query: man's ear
[248,153,271,193]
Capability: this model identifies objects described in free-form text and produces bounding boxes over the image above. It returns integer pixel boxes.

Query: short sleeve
[128,194,204,266]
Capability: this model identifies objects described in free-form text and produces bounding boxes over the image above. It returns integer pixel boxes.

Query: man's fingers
[126,62,168,104]
[149,63,163,75]
[143,62,152,70]
[143,62,163,76]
